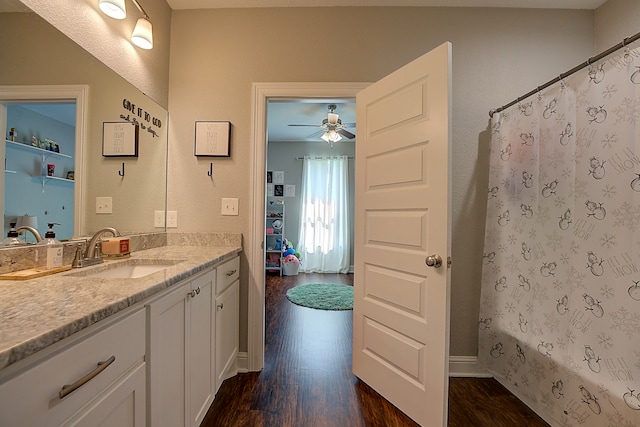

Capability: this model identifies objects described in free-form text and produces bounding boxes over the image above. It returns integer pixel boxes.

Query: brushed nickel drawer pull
[217,303,224,309]
[226,269,237,277]
[59,355,116,399]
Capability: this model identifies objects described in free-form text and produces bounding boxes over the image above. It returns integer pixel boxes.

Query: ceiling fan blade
[337,129,355,139]
[288,124,320,127]
[342,122,356,128]
[306,129,325,139]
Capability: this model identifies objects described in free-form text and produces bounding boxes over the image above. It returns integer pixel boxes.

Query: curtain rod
[295,156,354,160]
[489,31,640,118]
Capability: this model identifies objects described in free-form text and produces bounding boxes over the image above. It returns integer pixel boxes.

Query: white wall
[168,6,595,357]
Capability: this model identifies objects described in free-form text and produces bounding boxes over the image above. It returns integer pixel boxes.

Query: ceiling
[166,0,607,10]
[268,100,356,143]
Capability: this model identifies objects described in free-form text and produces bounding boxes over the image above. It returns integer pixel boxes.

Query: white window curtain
[298,156,350,273]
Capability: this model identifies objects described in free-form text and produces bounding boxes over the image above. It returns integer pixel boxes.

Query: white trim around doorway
[247,82,370,371]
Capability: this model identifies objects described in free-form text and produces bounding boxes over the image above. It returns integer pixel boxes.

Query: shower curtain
[479,46,640,427]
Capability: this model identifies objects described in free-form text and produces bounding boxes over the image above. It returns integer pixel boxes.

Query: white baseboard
[237,353,489,378]
[235,351,249,373]
[448,356,492,378]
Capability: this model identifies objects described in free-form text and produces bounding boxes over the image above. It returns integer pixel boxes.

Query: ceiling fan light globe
[321,130,342,144]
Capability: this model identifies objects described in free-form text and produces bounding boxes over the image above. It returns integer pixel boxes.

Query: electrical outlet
[96,197,112,214]
[154,211,165,228]
[221,198,239,216]
[167,211,178,228]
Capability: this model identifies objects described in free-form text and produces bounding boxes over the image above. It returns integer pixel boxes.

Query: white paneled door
[353,42,452,426]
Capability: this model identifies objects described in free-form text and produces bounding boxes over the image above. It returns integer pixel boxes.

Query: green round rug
[286,283,354,311]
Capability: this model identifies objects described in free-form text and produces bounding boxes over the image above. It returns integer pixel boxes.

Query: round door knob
[425,254,443,268]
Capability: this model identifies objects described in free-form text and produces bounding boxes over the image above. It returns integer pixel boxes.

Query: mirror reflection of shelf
[6,139,72,159]
[6,139,75,191]
[265,203,285,276]
[39,175,74,192]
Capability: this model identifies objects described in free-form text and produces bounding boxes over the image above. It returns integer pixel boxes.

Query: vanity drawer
[0,307,146,427]
[216,255,239,294]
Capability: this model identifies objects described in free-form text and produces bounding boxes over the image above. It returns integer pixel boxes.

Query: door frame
[248,82,370,371]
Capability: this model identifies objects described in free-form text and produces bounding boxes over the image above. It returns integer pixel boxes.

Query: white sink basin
[69,259,184,279]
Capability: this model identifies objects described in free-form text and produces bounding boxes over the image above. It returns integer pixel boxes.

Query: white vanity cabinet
[215,255,240,390]
[146,267,216,427]
[0,307,146,427]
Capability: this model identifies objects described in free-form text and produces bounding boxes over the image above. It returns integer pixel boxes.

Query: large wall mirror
[0,3,167,241]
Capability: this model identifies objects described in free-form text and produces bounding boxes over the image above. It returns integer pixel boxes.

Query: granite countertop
[0,242,241,372]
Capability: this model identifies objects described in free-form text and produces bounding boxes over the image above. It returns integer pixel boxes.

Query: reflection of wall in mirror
[0,11,168,236]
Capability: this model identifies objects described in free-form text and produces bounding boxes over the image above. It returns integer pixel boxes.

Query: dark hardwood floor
[202,273,549,427]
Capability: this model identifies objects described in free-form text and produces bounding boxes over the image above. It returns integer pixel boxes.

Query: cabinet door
[147,281,189,427]
[215,279,239,390]
[60,362,145,427]
[188,270,216,427]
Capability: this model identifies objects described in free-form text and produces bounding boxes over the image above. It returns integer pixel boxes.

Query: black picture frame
[102,122,139,157]
[194,121,231,157]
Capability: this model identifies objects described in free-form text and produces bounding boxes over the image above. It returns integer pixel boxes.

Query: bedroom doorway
[265,99,356,276]
[248,83,369,371]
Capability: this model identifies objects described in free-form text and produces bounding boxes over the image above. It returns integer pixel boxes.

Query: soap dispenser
[38,223,63,269]
[1,222,22,246]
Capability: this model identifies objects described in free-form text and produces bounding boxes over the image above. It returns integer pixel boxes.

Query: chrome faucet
[17,226,43,243]
[86,227,120,259]
[72,227,120,268]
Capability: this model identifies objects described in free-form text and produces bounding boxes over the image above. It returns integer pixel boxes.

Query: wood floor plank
[201,273,550,427]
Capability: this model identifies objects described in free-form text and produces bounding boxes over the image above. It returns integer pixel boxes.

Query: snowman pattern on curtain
[479,46,640,427]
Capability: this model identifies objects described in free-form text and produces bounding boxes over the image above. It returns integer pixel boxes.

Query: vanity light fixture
[99,0,126,19]
[131,16,153,49]
[98,0,153,50]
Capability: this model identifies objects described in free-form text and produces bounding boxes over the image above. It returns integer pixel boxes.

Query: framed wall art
[102,122,138,157]
[195,121,231,157]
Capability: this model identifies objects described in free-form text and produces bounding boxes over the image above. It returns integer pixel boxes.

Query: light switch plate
[96,197,112,214]
[221,198,239,216]
[167,211,178,228]
[154,211,165,228]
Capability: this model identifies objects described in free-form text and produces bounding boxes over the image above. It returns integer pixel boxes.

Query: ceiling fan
[288,104,355,147]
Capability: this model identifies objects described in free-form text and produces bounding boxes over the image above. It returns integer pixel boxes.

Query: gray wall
[168,6,595,357]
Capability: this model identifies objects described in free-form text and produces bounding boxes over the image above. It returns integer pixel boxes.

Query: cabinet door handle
[217,303,224,310]
[188,287,201,298]
[59,355,116,399]
[226,269,237,277]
